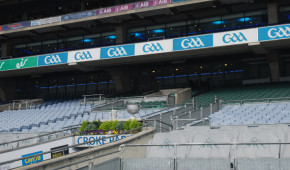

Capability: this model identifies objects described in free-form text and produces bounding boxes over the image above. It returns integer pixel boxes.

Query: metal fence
[0,126,80,152]
[119,142,290,170]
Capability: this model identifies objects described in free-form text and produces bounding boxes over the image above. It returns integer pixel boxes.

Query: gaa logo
[107,47,127,57]
[267,27,290,39]
[181,38,205,48]
[223,33,247,43]
[75,51,92,60]
[44,55,61,64]
[143,43,163,52]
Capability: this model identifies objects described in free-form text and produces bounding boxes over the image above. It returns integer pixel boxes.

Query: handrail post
[189,111,192,119]
[200,107,203,119]
[192,97,195,109]
[210,103,213,115]
[160,113,162,132]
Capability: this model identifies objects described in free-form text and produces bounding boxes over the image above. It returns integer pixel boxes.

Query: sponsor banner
[173,34,213,51]
[258,24,290,41]
[115,4,131,13]
[68,48,100,63]
[154,0,171,6]
[62,10,95,21]
[38,52,68,66]
[75,135,131,147]
[0,56,38,71]
[31,16,61,26]
[1,21,30,31]
[51,145,69,159]
[0,61,5,71]
[135,39,173,55]
[96,4,131,15]
[133,0,154,9]
[213,28,258,47]
[96,7,116,15]
[22,151,43,166]
[100,44,135,59]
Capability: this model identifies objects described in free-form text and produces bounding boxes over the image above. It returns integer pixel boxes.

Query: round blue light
[152,29,164,33]
[83,39,92,43]
[107,35,116,39]
[238,17,252,22]
[211,21,224,25]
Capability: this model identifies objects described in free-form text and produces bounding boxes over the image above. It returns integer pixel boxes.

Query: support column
[115,24,127,44]
[267,51,280,83]
[106,68,131,94]
[1,43,7,57]
[267,1,278,24]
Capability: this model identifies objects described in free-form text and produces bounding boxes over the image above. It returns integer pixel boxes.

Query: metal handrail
[0,124,152,166]
[119,142,290,149]
[0,126,80,146]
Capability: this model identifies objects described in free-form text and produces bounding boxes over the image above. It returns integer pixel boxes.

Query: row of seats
[210,102,290,126]
[0,98,165,132]
[194,83,290,107]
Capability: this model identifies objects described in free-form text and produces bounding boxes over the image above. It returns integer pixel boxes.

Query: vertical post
[88,161,93,170]
[192,97,195,109]
[154,119,156,129]
[189,111,192,119]
[200,107,203,119]
[26,101,28,109]
[210,103,213,115]
[13,101,15,110]
[174,144,177,170]
[176,116,178,130]
[84,96,86,105]
[160,113,162,132]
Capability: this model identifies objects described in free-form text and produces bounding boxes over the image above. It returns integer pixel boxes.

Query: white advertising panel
[75,134,132,147]
[213,28,258,47]
[68,48,100,63]
[135,39,173,56]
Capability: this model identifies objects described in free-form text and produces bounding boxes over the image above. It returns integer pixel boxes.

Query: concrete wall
[14,128,155,170]
[175,88,192,104]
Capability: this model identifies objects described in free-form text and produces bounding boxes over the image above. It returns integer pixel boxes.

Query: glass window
[101,32,116,46]
[199,16,222,33]
[127,27,146,43]
[244,10,267,27]
[222,13,244,30]
[146,25,165,41]
[27,42,42,55]
[166,22,186,38]
[279,6,290,24]
[57,38,67,52]
[84,34,101,48]
[13,44,27,57]
[67,36,84,51]
[187,19,199,35]
[43,40,57,54]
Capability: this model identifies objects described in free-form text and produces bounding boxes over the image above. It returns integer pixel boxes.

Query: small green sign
[0,56,38,71]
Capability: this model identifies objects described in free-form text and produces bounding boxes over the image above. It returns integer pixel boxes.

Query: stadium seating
[210,102,290,126]
[0,99,166,132]
[194,83,290,107]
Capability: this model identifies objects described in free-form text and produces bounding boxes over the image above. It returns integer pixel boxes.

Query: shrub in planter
[115,121,124,131]
[80,121,89,133]
[92,120,102,129]
[110,120,119,130]
[98,121,112,131]
[123,119,132,131]
[84,122,97,132]
[129,119,141,132]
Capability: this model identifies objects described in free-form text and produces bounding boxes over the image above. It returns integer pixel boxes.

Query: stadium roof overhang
[0,0,260,41]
